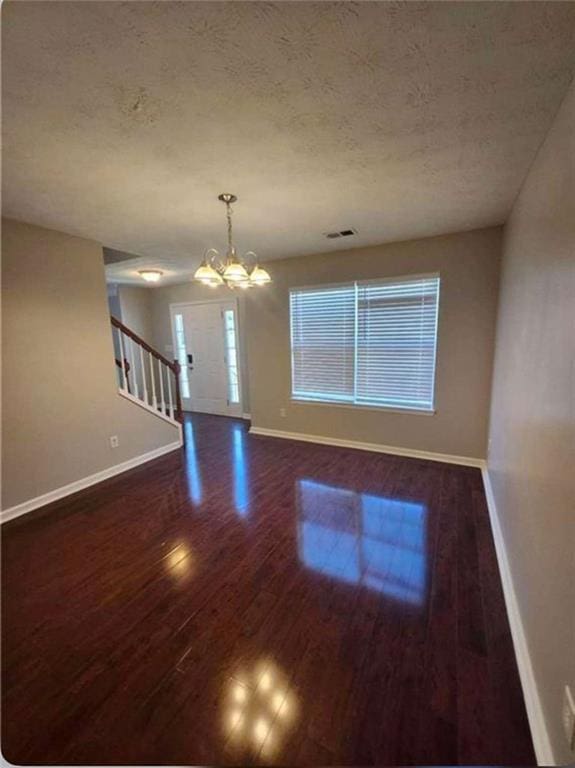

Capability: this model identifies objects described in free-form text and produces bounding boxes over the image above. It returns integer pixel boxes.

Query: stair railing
[110,316,182,424]
[114,357,131,393]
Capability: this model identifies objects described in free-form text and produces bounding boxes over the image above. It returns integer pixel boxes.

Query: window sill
[290,397,436,417]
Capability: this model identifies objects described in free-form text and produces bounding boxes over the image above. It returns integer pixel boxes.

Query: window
[224,309,240,404]
[290,274,440,412]
[290,285,355,403]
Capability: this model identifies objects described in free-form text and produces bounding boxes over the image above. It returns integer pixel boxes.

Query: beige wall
[150,282,251,414]
[118,285,154,341]
[1,219,180,511]
[487,82,575,764]
[246,227,501,459]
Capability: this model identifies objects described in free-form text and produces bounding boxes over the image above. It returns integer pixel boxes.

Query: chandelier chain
[226,200,233,255]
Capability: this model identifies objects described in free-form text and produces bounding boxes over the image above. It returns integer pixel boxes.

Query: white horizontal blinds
[356,276,440,411]
[290,285,355,402]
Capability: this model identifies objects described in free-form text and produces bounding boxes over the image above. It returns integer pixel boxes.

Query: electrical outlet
[110,435,119,448]
[563,685,575,752]
[280,407,286,417]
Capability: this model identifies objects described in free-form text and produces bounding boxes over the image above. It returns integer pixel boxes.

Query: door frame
[169,298,243,415]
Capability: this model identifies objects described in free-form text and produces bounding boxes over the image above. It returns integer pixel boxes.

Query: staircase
[110,316,184,433]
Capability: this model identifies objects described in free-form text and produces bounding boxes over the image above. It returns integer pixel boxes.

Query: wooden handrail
[111,316,177,372]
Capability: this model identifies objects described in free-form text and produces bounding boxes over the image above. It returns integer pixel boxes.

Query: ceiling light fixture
[138,269,163,283]
[193,194,271,289]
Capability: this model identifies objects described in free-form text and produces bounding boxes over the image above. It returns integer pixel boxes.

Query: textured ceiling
[3,1,575,286]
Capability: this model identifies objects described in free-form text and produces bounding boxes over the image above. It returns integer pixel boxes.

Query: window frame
[223,308,241,406]
[289,273,440,415]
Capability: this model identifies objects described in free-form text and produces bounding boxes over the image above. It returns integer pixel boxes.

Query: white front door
[171,301,242,417]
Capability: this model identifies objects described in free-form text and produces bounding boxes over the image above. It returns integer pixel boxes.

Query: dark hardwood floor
[2,413,535,765]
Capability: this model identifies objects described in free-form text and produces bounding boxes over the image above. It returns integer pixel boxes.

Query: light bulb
[223,261,249,283]
[194,263,223,286]
[138,269,163,283]
[250,266,271,286]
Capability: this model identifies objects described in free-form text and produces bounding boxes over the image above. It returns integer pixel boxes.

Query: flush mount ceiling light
[138,269,163,283]
[193,194,271,290]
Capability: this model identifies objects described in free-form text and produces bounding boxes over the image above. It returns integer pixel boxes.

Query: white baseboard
[248,426,484,468]
[1,440,183,525]
[481,467,554,766]
[242,412,252,420]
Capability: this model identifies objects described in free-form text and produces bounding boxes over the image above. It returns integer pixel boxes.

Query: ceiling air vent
[324,228,357,239]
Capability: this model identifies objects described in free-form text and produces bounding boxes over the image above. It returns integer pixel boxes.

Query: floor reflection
[232,424,249,517]
[223,659,298,760]
[163,541,195,584]
[297,479,427,605]
[184,420,202,505]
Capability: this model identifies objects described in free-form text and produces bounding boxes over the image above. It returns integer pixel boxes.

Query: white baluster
[118,330,128,392]
[130,338,140,400]
[159,359,165,415]
[167,366,174,419]
[149,352,157,409]
[140,346,148,405]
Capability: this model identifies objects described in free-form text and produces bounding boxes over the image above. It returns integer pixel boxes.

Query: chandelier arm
[204,247,224,273]
[242,250,258,270]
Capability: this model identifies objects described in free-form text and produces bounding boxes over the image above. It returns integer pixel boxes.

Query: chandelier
[193,193,271,289]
